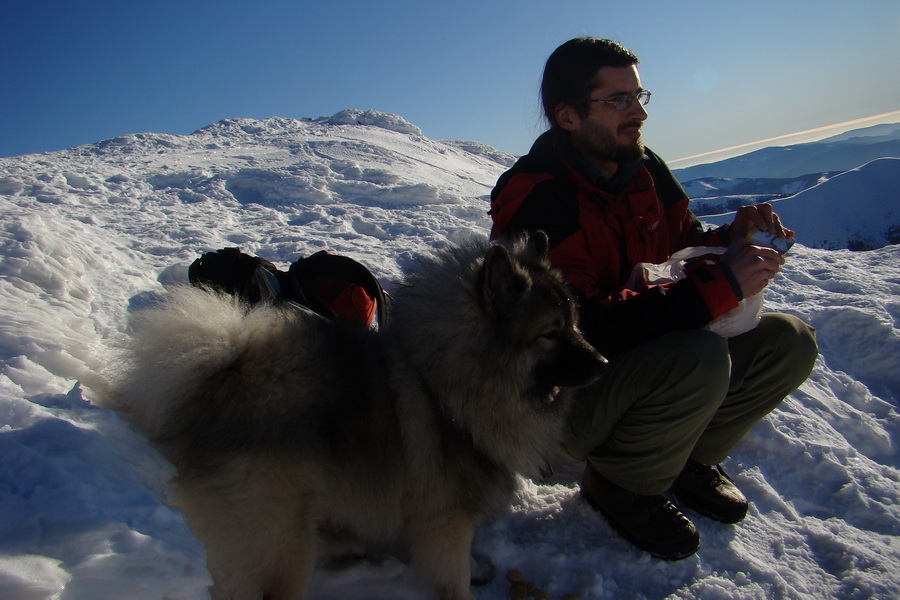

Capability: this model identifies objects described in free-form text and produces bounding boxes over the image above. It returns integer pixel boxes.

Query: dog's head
[389,232,605,412]
[478,232,607,406]
[388,233,606,474]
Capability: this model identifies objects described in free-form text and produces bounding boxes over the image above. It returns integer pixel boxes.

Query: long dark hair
[541,37,639,129]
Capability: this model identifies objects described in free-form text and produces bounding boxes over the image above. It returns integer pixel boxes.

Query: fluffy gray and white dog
[108,233,606,600]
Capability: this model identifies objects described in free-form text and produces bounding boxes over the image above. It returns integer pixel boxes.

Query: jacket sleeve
[506,175,740,358]
[553,233,738,358]
[577,277,712,358]
[508,178,740,357]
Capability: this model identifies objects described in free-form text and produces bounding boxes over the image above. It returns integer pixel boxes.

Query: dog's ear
[528,231,550,261]
[480,244,531,314]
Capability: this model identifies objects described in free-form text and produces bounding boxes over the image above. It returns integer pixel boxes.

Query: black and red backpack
[188,247,388,328]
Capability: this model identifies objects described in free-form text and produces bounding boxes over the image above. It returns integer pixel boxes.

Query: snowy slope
[1,113,898,600]
[704,158,900,250]
[682,171,837,202]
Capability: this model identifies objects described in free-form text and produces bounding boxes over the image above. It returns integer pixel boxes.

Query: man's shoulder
[509,133,564,177]
[492,131,566,201]
[642,147,689,207]
[506,176,580,248]
[642,146,672,175]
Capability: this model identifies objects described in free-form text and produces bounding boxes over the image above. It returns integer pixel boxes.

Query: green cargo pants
[562,313,818,495]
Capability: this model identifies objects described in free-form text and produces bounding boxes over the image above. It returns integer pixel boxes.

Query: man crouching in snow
[489,36,818,560]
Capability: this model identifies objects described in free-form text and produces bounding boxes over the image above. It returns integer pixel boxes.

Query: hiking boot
[671,460,749,524]
[581,466,699,561]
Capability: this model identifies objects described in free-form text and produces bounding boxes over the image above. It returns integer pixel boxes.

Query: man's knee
[727,313,818,397]
[756,313,818,375]
[563,329,731,455]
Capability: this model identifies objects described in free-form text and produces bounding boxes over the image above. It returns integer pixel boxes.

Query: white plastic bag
[627,246,762,338]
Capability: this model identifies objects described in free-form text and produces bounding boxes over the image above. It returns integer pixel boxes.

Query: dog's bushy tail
[109,286,276,440]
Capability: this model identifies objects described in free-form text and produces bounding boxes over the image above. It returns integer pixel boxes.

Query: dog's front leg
[410,511,476,600]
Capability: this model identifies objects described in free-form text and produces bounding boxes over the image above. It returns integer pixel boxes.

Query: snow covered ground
[1,113,898,599]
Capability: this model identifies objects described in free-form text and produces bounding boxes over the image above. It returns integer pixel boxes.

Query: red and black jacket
[489,131,740,357]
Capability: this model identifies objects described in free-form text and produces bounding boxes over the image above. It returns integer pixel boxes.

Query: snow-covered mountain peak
[315,109,423,135]
[192,110,423,140]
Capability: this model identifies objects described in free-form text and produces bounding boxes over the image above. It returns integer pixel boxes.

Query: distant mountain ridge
[817,122,900,144]
[674,123,900,180]
[684,171,842,215]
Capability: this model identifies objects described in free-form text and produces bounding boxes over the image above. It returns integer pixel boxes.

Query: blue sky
[2,0,898,166]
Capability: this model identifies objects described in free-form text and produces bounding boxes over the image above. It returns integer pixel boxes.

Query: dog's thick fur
[109,234,606,600]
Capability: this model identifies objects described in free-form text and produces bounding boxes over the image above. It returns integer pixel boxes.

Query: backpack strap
[288,251,388,327]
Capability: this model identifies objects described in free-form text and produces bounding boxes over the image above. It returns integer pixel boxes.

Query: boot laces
[686,460,732,487]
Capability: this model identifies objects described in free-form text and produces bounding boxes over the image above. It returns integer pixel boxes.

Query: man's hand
[720,243,785,298]
[729,203,793,243]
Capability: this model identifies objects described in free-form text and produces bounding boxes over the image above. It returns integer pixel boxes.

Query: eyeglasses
[588,90,651,111]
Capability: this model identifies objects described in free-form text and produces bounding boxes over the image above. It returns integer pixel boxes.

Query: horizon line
[668,110,900,169]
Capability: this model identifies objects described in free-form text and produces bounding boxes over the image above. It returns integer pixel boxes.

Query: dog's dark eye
[536,330,560,343]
